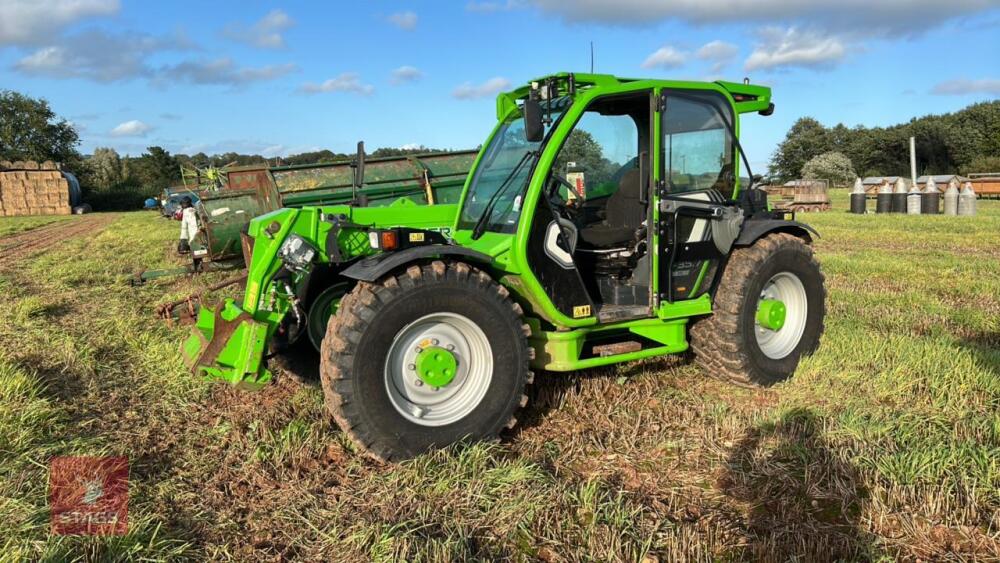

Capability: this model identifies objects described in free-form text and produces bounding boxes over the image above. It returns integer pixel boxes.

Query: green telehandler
[182,73,826,460]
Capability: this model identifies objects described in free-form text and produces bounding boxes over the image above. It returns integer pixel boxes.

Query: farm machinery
[135,151,475,284]
[182,73,826,460]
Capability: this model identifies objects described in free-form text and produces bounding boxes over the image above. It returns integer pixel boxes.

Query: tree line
[0,89,456,209]
[769,100,1000,184]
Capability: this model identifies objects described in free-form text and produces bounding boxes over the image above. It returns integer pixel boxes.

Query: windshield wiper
[470,150,538,240]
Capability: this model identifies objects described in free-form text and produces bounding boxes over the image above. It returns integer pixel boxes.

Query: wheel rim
[385,312,493,427]
[754,272,808,360]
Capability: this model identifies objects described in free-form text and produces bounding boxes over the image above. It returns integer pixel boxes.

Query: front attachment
[181,298,272,390]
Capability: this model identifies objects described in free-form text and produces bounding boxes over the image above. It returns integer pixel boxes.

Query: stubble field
[0,191,997,561]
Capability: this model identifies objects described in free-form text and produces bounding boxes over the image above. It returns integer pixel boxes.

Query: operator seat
[579,167,644,247]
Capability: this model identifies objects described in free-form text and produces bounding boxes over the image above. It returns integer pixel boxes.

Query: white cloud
[299,73,375,95]
[641,46,686,69]
[696,40,738,72]
[390,65,423,84]
[931,78,1000,96]
[161,58,298,86]
[14,30,172,82]
[110,120,153,137]
[223,9,294,49]
[452,77,510,100]
[744,27,846,71]
[0,0,119,46]
[387,11,418,30]
[526,0,998,34]
[400,143,424,150]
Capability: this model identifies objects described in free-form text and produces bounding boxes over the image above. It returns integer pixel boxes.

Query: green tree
[801,151,857,187]
[0,90,81,167]
[554,130,616,186]
[769,117,831,181]
[128,146,180,189]
[87,147,125,188]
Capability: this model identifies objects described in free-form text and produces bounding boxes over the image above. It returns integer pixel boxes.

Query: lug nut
[407,363,415,371]
[414,346,422,353]
[415,379,424,387]
[431,338,440,345]
[446,344,455,351]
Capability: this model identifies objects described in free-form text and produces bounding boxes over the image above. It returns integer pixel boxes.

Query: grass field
[0,194,997,561]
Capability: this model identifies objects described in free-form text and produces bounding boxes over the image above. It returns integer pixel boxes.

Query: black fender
[340,244,493,282]
[733,219,819,247]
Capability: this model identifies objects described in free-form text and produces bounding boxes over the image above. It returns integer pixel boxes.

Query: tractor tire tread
[690,233,825,388]
[320,259,532,462]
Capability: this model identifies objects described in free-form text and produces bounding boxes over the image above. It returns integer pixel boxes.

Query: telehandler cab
[183,73,825,460]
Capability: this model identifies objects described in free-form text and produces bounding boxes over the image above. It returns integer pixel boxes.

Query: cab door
[654,89,738,304]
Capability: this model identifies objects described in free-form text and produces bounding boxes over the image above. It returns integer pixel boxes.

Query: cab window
[663,92,735,197]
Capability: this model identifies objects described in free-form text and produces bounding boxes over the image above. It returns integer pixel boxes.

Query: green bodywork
[184,73,774,388]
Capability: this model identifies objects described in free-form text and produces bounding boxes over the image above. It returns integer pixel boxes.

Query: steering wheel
[546,173,582,216]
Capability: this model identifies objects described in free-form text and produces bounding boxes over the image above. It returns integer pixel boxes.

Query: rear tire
[691,233,825,387]
[320,260,532,461]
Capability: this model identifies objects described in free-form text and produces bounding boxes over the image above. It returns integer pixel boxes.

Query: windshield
[458,97,568,233]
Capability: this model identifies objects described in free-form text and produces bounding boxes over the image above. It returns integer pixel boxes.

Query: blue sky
[1,0,998,171]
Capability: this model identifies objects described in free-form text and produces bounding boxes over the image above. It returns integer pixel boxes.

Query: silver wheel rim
[755,272,808,360]
[385,312,493,427]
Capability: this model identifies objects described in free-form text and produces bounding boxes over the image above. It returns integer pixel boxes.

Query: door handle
[638,150,649,204]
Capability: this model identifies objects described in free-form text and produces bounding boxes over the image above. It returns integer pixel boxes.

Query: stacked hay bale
[0,160,73,216]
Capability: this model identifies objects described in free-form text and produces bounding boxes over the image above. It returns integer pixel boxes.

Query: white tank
[958,182,977,216]
[907,185,922,214]
[943,179,959,215]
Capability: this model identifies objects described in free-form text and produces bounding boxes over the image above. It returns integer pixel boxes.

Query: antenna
[590,41,594,73]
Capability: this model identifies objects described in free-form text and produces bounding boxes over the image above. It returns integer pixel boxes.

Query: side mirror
[354,141,366,188]
[523,99,544,143]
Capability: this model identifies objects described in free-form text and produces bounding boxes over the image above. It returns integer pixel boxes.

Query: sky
[1,0,998,172]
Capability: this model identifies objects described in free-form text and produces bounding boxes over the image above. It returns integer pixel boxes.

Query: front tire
[320,260,532,461]
[691,233,825,387]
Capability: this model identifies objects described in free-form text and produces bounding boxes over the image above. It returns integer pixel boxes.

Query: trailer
[135,150,476,283]
[763,179,831,212]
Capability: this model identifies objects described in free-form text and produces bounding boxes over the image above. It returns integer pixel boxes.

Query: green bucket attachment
[182,298,272,390]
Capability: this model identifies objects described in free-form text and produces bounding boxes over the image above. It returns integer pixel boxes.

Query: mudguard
[340,244,492,282]
[734,219,819,247]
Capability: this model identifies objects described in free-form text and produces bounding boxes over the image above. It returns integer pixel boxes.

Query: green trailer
[137,151,476,282]
[182,73,827,461]
[198,150,476,263]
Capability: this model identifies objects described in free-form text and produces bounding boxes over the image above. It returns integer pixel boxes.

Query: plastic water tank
[921,177,940,214]
[907,185,922,215]
[876,181,893,213]
[892,178,908,213]
[850,178,866,214]
[958,182,977,216]
[943,179,959,215]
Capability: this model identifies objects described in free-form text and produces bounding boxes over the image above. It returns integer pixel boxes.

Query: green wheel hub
[756,299,787,331]
[415,346,458,387]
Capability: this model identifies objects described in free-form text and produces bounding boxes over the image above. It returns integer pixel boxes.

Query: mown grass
[0,193,997,561]
[0,215,74,237]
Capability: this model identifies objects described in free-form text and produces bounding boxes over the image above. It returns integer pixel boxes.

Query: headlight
[278,234,317,270]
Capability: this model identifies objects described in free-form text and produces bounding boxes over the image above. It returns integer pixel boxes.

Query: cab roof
[497,72,772,118]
